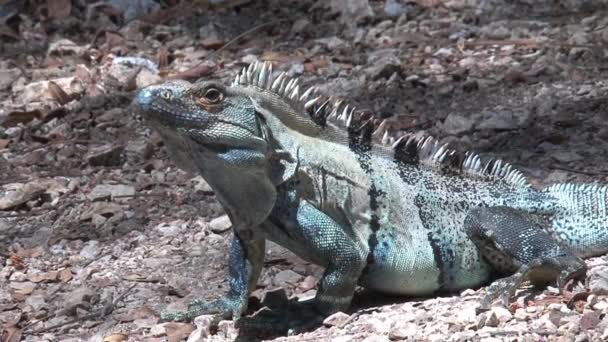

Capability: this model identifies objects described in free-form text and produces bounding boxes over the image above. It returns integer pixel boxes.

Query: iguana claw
[161,297,239,322]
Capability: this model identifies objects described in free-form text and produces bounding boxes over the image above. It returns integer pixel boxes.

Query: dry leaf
[10,282,35,296]
[164,322,194,342]
[9,255,24,270]
[1,314,23,342]
[200,38,224,49]
[1,110,44,128]
[123,273,148,282]
[105,31,125,48]
[105,31,128,55]
[0,138,10,148]
[167,61,216,81]
[259,51,296,64]
[48,81,72,105]
[93,4,124,22]
[124,68,139,92]
[412,0,442,8]
[122,273,162,283]
[44,56,64,68]
[158,48,169,69]
[59,268,73,282]
[28,271,59,283]
[113,305,157,322]
[103,333,128,342]
[573,298,586,313]
[0,323,22,342]
[0,182,46,210]
[0,304,18,312]
[87,83,104,97]
[580,311,601,331]
[75,64,93,83]
[0,26,21,41]
[47,0,71,19]
[15,246,44,258]
[304,60,329,73]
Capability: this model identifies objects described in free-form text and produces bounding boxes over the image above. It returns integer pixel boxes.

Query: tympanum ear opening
[255,110,298,186]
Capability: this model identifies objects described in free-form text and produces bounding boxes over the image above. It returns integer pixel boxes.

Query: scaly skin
[135,62,608,326]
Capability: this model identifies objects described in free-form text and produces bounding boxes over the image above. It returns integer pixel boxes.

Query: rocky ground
[2,0,608,341]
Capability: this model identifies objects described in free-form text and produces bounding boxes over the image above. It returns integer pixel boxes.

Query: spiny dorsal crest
[390,133,529,187]
[232,61,357,130]
[545,183,607,194]
[232,61,530,188]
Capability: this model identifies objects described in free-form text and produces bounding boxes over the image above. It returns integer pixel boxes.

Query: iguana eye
[160,89,173,100]
[202,88,223,104]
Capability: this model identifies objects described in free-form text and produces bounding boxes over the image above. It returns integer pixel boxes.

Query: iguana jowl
[136,61,608,322]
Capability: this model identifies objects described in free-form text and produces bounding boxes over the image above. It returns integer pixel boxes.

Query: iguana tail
[544,183,608,258]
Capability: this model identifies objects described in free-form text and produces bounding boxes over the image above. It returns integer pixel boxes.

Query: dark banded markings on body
[348,125,387,268]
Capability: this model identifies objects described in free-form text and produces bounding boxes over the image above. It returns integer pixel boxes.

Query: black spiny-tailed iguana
[135,61,608,324]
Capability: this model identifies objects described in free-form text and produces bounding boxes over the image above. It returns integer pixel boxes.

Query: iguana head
[134,62,346,188]
[135,78,278,229]
[136,79,268,158]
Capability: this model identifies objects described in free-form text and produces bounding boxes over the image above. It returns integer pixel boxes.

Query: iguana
[135,61,608,325]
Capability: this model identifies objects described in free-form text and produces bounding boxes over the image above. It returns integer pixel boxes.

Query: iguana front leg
[267,190,367,316]
[162,233,265,322]
[464,206,587,311]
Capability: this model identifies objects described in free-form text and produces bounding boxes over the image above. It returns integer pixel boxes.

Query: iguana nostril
[136,88,154,109]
